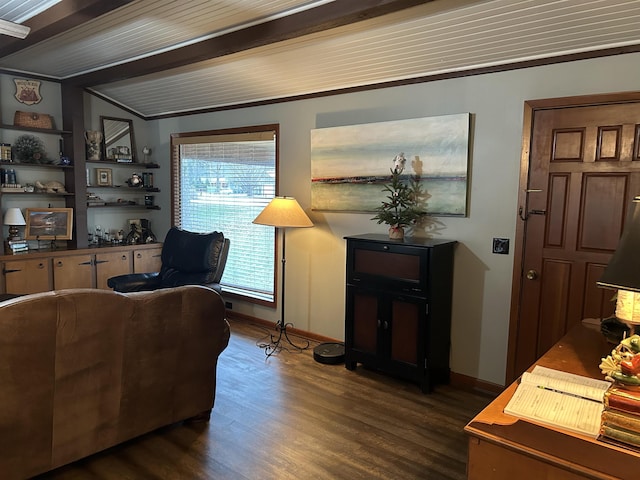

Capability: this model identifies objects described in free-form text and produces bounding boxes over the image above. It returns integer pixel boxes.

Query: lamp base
[7,225,20,241]
[258,321,310,358]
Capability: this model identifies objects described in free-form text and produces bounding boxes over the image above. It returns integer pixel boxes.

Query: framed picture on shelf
[25,208,73,240]
[96,167,112,186]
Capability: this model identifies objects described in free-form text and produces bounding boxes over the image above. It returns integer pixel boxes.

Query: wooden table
[465,324,640,479]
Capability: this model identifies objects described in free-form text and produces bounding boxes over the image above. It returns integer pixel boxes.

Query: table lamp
[598,195,640,336]
[253,196,313,357]
[4,207,26,241]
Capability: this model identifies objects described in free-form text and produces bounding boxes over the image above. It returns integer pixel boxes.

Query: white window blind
[171,126,278,302]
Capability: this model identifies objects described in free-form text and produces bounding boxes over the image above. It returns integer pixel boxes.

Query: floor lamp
[253,196,313,357]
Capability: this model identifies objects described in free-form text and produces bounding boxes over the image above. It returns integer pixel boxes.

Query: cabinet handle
[121,255,127,261]
[37,263,45,269]
[377,319,381,328]
[57,260,63,267]
[383,321,389,330]
[136,253,142,258]
[383,245,389,250]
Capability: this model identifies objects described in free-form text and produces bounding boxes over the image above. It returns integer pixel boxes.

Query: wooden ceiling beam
[0,0,135,58]
[66,0,434,87]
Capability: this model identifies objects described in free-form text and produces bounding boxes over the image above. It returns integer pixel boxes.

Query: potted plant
[371,153,427,239]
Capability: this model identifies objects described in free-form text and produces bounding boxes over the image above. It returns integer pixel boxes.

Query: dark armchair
[107,227,229,293]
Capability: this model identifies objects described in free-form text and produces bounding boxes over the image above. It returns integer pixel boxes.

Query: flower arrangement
[371,153,427,239]
[14,134,50,164]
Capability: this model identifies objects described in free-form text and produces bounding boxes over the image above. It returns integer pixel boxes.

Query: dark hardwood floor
[38,319,494,480]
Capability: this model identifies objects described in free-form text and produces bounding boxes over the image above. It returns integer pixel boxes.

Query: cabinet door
[95,251,131,290]
[133,246,162,273]
[388,296,424,367]
[53,254,94,290]
[3,257,51,294]
[345,287,380,368]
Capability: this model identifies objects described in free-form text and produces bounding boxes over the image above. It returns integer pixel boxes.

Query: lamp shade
[252,197,313,228]
[598,195,640,292]
[3,207,26,226]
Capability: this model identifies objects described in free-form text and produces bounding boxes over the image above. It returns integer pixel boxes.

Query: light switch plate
[492,238,509,254]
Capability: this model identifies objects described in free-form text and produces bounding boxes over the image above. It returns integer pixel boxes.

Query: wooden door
[3,257,51,294]
[133,246,162,273]
[507,94,640,382]
[53,254,93,289]
[95,251,131,290]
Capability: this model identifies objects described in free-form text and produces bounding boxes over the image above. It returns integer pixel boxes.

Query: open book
[504,365,612,437]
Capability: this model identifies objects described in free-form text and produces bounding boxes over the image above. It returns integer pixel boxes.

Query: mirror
[100,116,137,163]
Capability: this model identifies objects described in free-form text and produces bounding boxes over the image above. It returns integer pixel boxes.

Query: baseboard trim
[227,311,505,396]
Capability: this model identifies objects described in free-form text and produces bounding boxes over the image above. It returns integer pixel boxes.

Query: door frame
[505,90,640,384]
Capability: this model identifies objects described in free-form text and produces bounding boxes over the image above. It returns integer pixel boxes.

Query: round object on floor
[313,342,345,364]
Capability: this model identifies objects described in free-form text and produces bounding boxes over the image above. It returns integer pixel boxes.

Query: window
[171,125,278,303]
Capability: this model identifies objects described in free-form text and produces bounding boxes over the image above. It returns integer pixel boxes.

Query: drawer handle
[57,260,63,267]
[122,255,127,261]
[136,253,142,258]
[383,245,389,250]
[38,263,45,269]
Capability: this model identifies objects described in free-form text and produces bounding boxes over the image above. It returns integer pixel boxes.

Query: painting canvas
[25,208,73,240]
[310,114,470,215]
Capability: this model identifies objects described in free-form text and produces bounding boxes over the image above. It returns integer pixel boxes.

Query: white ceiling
[1,0,640,119]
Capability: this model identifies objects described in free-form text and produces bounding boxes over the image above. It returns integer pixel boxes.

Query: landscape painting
[310,114,470,215]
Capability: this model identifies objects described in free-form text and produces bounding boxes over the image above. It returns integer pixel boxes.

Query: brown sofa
[0,285,230,479]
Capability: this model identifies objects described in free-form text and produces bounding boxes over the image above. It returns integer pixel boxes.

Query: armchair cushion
[107,272,161,292]
[107,227,228,293]
[160,228,225,287]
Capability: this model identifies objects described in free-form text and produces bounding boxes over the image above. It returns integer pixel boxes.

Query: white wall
[104,53,640,386]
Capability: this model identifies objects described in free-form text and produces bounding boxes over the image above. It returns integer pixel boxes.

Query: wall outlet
[492,238,510,255]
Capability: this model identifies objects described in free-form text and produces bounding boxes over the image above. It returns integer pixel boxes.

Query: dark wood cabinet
[344,234,456,392]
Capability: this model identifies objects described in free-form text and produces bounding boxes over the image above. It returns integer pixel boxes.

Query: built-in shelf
[0,123,71,136]
[0,161,73,170]
[87,204,160,210]
[0,191,74,196]
[85,160,159,168]
[86,185,159,192]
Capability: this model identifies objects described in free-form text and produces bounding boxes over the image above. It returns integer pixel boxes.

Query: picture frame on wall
[310,113,471,216]
[25,208,73,240]
[96,167,112,186]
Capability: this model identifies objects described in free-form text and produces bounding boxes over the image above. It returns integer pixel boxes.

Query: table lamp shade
[4,207,26,226]
[598,195,640,326]
[598,195,640,293]
[252,197,313,228]
[4,207,26,242]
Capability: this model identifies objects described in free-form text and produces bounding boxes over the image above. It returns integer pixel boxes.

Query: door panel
[53,254,93,290]
[351,290,378,354]
[133,247,162,274]
[95,251,131,290]
[390,299,419,366]
[3,258,50,294]
[509,98,640,381]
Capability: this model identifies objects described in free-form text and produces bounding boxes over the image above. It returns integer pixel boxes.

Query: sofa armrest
[107,272,161,292]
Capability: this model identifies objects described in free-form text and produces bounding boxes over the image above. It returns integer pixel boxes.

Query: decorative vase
[388,226,404,240]
[85,130,103,161]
